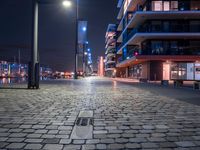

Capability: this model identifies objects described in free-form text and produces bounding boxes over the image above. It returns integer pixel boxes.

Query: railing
[139,24,200,33]
[117,24,200,52]
[106,64,116,69]
[117,28,138,52]
[107,48,116,54]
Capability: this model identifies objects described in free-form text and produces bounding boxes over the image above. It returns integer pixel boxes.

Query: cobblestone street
[0,77,200,150]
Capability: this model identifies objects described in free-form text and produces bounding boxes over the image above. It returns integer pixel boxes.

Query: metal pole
[83,43,85,77]
[18,49,21,75]
[29,0,39,89]
[74,0,79,79]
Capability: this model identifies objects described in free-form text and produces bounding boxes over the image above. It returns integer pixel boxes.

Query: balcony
[117,25,200,53]
[105,67,115,71]
[106,59,116,65]
[105,46,116,55]
[117,11,200,43]
[105,38,116,49]
[106,53,115,58]
[117,55,200,68]
[117,0,146,31]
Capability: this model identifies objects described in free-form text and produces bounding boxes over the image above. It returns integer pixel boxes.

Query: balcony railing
[117,28,138,52]
[117,24,200,52]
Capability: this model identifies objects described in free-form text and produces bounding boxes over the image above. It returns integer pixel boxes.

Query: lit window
[164,1,170,11]
[171,1,178,11]
[152,1,163,11]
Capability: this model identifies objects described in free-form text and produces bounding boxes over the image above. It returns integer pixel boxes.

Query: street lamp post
[63,0,79,79]
[28,0,39,89]
[74,0,79,79]
[28,0,79,89]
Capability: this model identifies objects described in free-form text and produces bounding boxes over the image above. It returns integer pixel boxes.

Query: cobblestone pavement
[0,77,200,150]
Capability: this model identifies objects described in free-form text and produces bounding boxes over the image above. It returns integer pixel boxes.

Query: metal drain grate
[70,110,94,139]
[76,117,93,126]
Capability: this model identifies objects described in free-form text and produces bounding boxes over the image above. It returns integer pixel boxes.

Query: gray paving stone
[63,144,81,150]
[159,142,177,148]
[43,138,60,144]
[25,138,43,143]
[96,144,107,150]
[115,138,129,143]
[60,139,71,144]
[100,138,114,144]
[24,144,42,149]
[32,125,46,129]
[107,144,124,149]
[73,140,85,144]
[0,129,9,132]
[27,134,42,138]
[8,129,23,133]
[156,125,169,129]
[6,143,26,149]
[19,125,32,129]
[175,141,196,147]
[9,133,27,138]
[0,138,7,142]
[141,142,159,148]
[125,143,141,149]
[82,144,96,150]
[23,129,35,133]
[129,137,147,143]
[0,133,9,137]
[43,144,63,150]
[86,139,100,144]
[0,142,8,148]
[7,138,25,142]
[35,129,48,134]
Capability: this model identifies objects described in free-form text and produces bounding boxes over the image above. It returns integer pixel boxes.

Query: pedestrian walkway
[0,77,200,150]
[113,78,200,106]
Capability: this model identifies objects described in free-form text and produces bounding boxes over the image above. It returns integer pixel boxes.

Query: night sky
[0,0,118,71]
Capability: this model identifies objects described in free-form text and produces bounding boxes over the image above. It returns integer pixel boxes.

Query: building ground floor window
[116,61,200,81]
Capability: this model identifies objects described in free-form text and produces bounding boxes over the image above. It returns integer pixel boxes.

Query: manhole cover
[70,110,93,139]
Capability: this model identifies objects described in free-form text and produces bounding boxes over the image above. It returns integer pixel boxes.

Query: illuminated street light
[62,1,72,7]
[29,0,79,89]
[84,52,88,55]
[82,27,87,31]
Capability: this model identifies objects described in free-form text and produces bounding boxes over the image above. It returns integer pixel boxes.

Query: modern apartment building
[116,0,200,81]
[105,24,117,77]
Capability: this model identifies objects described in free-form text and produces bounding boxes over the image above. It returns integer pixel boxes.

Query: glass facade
[141,40,200,55]
[128,64,142,79]
[138,20,200,33]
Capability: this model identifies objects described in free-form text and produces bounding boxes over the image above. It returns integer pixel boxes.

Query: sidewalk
[113,78,200,106]
[0,78,200,150]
